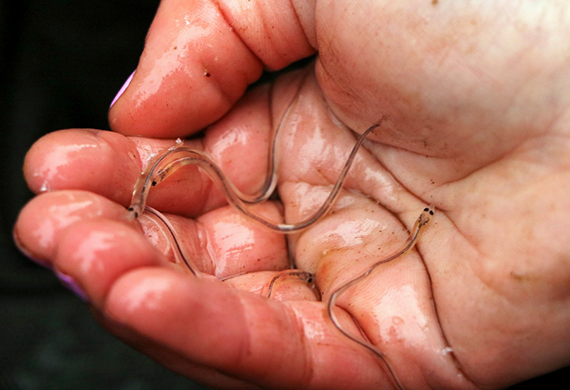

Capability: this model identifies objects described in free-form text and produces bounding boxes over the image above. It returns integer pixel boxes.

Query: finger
[109,0,315,138]
[23,128,239,216]
[101,268,394,389]
[14,190,134,266]
[54,218,168,307]
[14,187,290,284]
[23,129,141,205]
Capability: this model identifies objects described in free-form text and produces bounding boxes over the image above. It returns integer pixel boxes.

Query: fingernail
[13,228,52,269]
[55,270,89,302]
[110,71,135,108]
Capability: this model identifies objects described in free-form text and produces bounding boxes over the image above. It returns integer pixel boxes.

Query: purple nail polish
[110,71,135,108]
[55,270,89,302]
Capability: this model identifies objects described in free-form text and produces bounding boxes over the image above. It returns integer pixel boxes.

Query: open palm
[15,1,570,389]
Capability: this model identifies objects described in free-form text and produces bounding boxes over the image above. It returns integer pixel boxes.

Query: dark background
[0,1,568,389]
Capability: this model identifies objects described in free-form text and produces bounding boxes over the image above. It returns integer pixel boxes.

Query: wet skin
[14,1,570,389]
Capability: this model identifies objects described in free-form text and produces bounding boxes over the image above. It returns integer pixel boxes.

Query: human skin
[13,0,570,389]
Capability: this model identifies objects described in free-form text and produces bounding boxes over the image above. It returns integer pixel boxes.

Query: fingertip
[14,190,132,265]
[12,222,52,269]
[108,65,252,139]
[23,129,140,204]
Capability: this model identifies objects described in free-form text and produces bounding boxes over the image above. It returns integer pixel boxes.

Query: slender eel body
[326,206,435,390]
[127,124,378,233]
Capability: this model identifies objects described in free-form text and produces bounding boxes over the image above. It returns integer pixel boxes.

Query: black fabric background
[0,1,568,389]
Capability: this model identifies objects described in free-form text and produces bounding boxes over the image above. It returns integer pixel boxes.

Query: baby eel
[128,123,378,233]
[326,206,435,389]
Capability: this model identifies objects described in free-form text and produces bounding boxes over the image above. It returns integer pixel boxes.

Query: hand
[14,1,570,389]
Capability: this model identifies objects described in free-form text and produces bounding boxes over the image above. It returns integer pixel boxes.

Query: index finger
[25,79,294,217]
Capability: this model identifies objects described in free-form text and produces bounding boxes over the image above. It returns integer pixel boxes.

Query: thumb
[109,0,315,138]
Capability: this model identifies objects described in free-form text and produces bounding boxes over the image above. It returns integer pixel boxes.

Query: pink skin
[14,0,570,389]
